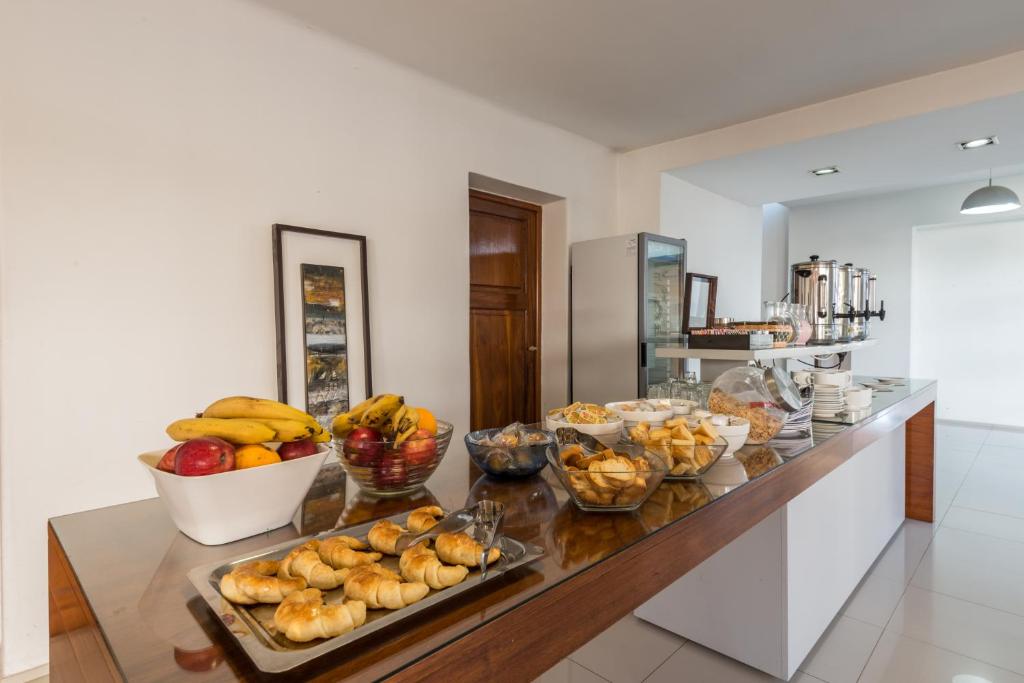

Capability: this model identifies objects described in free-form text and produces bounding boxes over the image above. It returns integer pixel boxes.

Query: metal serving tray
[187,509,544,673]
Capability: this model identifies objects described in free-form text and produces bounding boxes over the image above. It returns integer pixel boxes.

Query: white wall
[0,0,617,673]
[762,203,790,302]
[660,174,763,321]
[911,220,1024,427]
[788,173,1024,377]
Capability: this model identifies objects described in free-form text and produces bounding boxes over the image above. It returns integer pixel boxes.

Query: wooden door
[469,190,541,430]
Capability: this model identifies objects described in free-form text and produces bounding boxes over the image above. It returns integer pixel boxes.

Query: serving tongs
[392,500,506,578]
[556,427,610,453]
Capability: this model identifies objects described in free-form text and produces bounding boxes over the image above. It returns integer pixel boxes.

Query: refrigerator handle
[640,342,648,368]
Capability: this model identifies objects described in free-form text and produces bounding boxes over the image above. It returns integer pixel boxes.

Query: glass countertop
[49,378,935,681]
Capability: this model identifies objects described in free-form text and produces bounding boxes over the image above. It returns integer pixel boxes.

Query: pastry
[343,564,429,609]
[219,560,305,605]
[434,532,501,567]
[406,505,444,534]
[559,447,653,507]
[273,588,366,642]
[278,541,348,590]
[399,542,469,589]
[317,536,382,569]
[367,519,405,555]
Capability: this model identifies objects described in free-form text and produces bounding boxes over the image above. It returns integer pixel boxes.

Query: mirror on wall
[683,273,717,333]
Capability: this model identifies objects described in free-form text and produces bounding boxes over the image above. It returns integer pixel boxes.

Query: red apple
[400,429,437,467]
[278,438,318,461]
[373,454,408,489]
[175,437,235,476]
[344,426,383,467]
[157,444,181,473]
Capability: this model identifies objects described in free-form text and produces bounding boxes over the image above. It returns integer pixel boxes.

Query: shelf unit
[655,338,878,362]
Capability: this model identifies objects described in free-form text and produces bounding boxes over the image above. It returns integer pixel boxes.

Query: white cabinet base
[635,427,905,680]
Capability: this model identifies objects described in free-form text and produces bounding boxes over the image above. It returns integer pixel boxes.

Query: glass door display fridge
[570,232,686,405]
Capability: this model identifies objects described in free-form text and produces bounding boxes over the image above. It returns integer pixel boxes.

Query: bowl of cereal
[707,366,801,444]
[549,435,667,512]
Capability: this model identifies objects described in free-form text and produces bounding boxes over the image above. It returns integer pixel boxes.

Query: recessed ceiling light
[809,166,839,176]
[958,136,998,150]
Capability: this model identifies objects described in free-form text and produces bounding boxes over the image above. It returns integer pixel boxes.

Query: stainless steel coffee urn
[862,270,885,338]
[791,255,839,344]
[835,263,866,341]
[791,256,886,344]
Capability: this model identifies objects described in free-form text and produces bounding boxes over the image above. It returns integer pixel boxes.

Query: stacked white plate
[812,384,846,418]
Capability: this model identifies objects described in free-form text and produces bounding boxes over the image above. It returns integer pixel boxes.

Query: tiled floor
[536,420,1024,682]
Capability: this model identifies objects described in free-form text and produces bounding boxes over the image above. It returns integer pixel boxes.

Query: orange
[416,407,438,435]
[235,444,281,469]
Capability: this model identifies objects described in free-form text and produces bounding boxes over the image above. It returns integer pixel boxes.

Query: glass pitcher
[785,303,813,346]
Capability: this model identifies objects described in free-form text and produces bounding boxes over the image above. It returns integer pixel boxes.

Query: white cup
[792,371,812,386]
[845,387,872,408]
[814,371,852,387]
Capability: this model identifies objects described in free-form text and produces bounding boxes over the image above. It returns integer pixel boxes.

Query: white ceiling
[250,0,1024,150]
[670,92,1024,206]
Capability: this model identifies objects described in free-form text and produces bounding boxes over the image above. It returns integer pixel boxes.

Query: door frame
[468,189,543,424]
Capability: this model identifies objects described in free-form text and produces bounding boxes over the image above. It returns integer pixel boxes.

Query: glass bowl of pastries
[548,438,668,513]
[626,416,729,479]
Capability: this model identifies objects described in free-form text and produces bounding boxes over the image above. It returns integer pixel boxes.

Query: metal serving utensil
[471,500,505,578]
[555,427,606,453]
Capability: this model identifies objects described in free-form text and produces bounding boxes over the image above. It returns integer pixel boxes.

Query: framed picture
[273,224,372,431]
[682,272,718,333]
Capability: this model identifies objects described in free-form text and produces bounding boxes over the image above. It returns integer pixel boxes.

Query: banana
[360,394,403,430]
[330,394,387,439]
[312,429,331,443]
[331,411,360,439]
[201,396,319,431]
[393,406,420,445]
[384,404,407,439]
[166,418,276,444]
[248,418,316,442]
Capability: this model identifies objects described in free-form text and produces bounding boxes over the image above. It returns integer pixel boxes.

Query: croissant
[343,564,429,609]
[399,542,468,589]
[318,536,382,569]
[406,505,445,534]
[219,560,305,605]
[367,519,405,555]
[278,541,347,590]
[435,532,500,568]
[273,588,367,642]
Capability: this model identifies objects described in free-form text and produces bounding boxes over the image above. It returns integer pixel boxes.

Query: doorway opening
[469,190,542,430]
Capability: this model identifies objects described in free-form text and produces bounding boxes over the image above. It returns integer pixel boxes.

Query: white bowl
[605,400,675,427]
[715,417,751,456]
[669,399,699,416]
[138,444,329,545]
[545,416,624,445]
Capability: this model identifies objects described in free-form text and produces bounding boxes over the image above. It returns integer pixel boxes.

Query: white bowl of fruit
[331,394,451,496]
[138,396,330,546]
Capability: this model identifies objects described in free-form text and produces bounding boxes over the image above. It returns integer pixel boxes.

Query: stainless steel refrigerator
[570,232,687,405]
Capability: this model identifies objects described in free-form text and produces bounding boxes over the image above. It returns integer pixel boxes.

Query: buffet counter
[48,379,936,682]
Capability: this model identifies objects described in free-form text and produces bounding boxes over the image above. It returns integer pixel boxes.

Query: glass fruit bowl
[465,423,554,479]
[335,421,453,496]
[547,435,668,512]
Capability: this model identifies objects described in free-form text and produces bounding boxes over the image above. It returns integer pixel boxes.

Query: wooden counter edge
[48,523,123,683]
[906,401,935,522]
[388,383,938,683]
